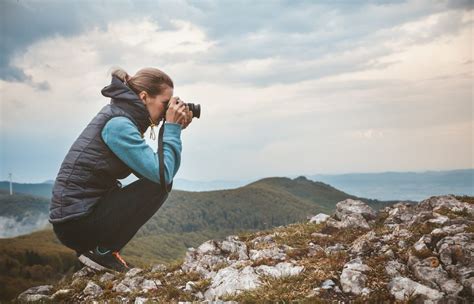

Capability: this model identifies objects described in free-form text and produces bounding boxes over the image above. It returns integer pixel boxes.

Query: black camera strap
[158,117,172,194]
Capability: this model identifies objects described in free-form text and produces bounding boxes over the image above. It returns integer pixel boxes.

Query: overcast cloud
[0,0,472,183]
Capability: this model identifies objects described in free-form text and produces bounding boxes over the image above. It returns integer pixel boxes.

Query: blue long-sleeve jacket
[101,116,182,185]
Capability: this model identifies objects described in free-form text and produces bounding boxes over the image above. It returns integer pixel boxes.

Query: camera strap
[158,117,173,194]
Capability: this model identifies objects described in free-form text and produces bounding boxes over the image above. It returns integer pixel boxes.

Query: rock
[310,232,330,238]
[254,262,304,277]
[326,213,370,230]
[126,267,144,277]
[250,233,277,245]
[307,242,324,257]
[249,246,287,261]
[418,194,474,216]
[135,297,148,304]
[325,243,346,255]
[17,285,53,302]
[431,224,468,237]
[309,213,330,224]
[436,233,473,266]
[50,289,73,300]
[181,246,229,279]
[413,235,432,256]
[385,260,407,278]
[220,238,249,260]
[197,239,222,255]
[99,272,115,283]
[388,276,445,301]
[83,281,103,297]
[203,265,261,300]
[151,263,167,273]
[411,257,463,295]
[340,257,371,295]
[113,282,132,293]
[428,213,450,225]
[72,266,96,279]
[321,279,336,289]
[141,279,161,292]
[335,199,377,221]
[350,231,377,255]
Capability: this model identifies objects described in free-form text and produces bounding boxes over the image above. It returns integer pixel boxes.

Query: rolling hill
[0,176,406,301]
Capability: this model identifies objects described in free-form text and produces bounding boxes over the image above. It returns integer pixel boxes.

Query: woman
[48,67,193,272]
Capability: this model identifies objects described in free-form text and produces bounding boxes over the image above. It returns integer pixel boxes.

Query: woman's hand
[180,104,193,130]
[165,97,193,129]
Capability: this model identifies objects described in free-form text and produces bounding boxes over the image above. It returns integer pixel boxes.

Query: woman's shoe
[78,248,133,272]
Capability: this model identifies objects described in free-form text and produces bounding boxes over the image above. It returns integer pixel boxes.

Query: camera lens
[186,103,201,119]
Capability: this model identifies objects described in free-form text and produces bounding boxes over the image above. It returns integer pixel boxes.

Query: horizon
[1,167,472,184]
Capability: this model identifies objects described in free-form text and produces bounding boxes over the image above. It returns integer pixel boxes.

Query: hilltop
[14,194,473,303]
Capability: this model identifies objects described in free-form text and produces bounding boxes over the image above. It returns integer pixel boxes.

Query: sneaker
[78,248,134,272]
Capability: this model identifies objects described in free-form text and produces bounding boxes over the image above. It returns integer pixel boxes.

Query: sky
[0,0,472,183]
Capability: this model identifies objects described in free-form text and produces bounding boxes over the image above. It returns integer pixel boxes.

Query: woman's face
[139,85,173,124]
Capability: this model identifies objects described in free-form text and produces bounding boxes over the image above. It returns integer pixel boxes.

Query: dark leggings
[52,178,169,255]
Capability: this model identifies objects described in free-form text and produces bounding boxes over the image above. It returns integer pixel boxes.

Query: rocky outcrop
[16,194,473,303]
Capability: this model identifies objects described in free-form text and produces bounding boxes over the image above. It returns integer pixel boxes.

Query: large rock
[418,195,474,216]
[17,285,53,302]
[411,257,463,296]
[388,277,445,301]
[335,199,377,221]
[326,213,371,230]
[203,265,261,300]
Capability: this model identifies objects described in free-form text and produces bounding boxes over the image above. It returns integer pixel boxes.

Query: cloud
[0,0,472,182]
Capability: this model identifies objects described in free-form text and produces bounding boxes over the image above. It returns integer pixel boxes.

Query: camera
[165,100,201,119]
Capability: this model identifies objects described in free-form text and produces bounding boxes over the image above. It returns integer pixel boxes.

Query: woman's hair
[109,66,174,97]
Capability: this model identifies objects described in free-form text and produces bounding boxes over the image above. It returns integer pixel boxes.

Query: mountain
[0,176,400,301]
[0,190,50,238]
[172,178,255,192]
[14,194,474,303]
[0,181,53,199]
[307,168,474,201]
[2,168,471,200]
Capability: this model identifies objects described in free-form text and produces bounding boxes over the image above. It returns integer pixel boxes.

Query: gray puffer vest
[49,75,151,224]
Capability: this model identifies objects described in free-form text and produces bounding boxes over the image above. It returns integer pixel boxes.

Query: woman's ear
[139,91,147,104]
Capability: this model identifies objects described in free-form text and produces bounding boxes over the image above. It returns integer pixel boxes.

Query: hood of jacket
[101,75,150,135]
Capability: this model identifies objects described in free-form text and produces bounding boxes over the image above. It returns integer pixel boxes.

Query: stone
[72,266,96,280]
[151,263,167,273]
[17,285,53,302]
[203,265,261,300]
[309,213,330,224]
[83,281,103,297]
[321,279,336,289]
[50,289,73,300]
[141,279,161,292]
[385,260,407,278]
[99,272,115,283]
[249,246,287,261]
[411,257,463,295]
[126,267,144,277]
[335,199,377,221]
[325,243,346,255]
[388,276,445,301]
[254,262,304,277]
[220,238,249,260]
[340,257,371,295]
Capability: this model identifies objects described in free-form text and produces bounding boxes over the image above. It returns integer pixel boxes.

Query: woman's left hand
[180,104,193,130]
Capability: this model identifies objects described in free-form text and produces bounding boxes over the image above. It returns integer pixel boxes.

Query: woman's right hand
[165,97,187,125]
